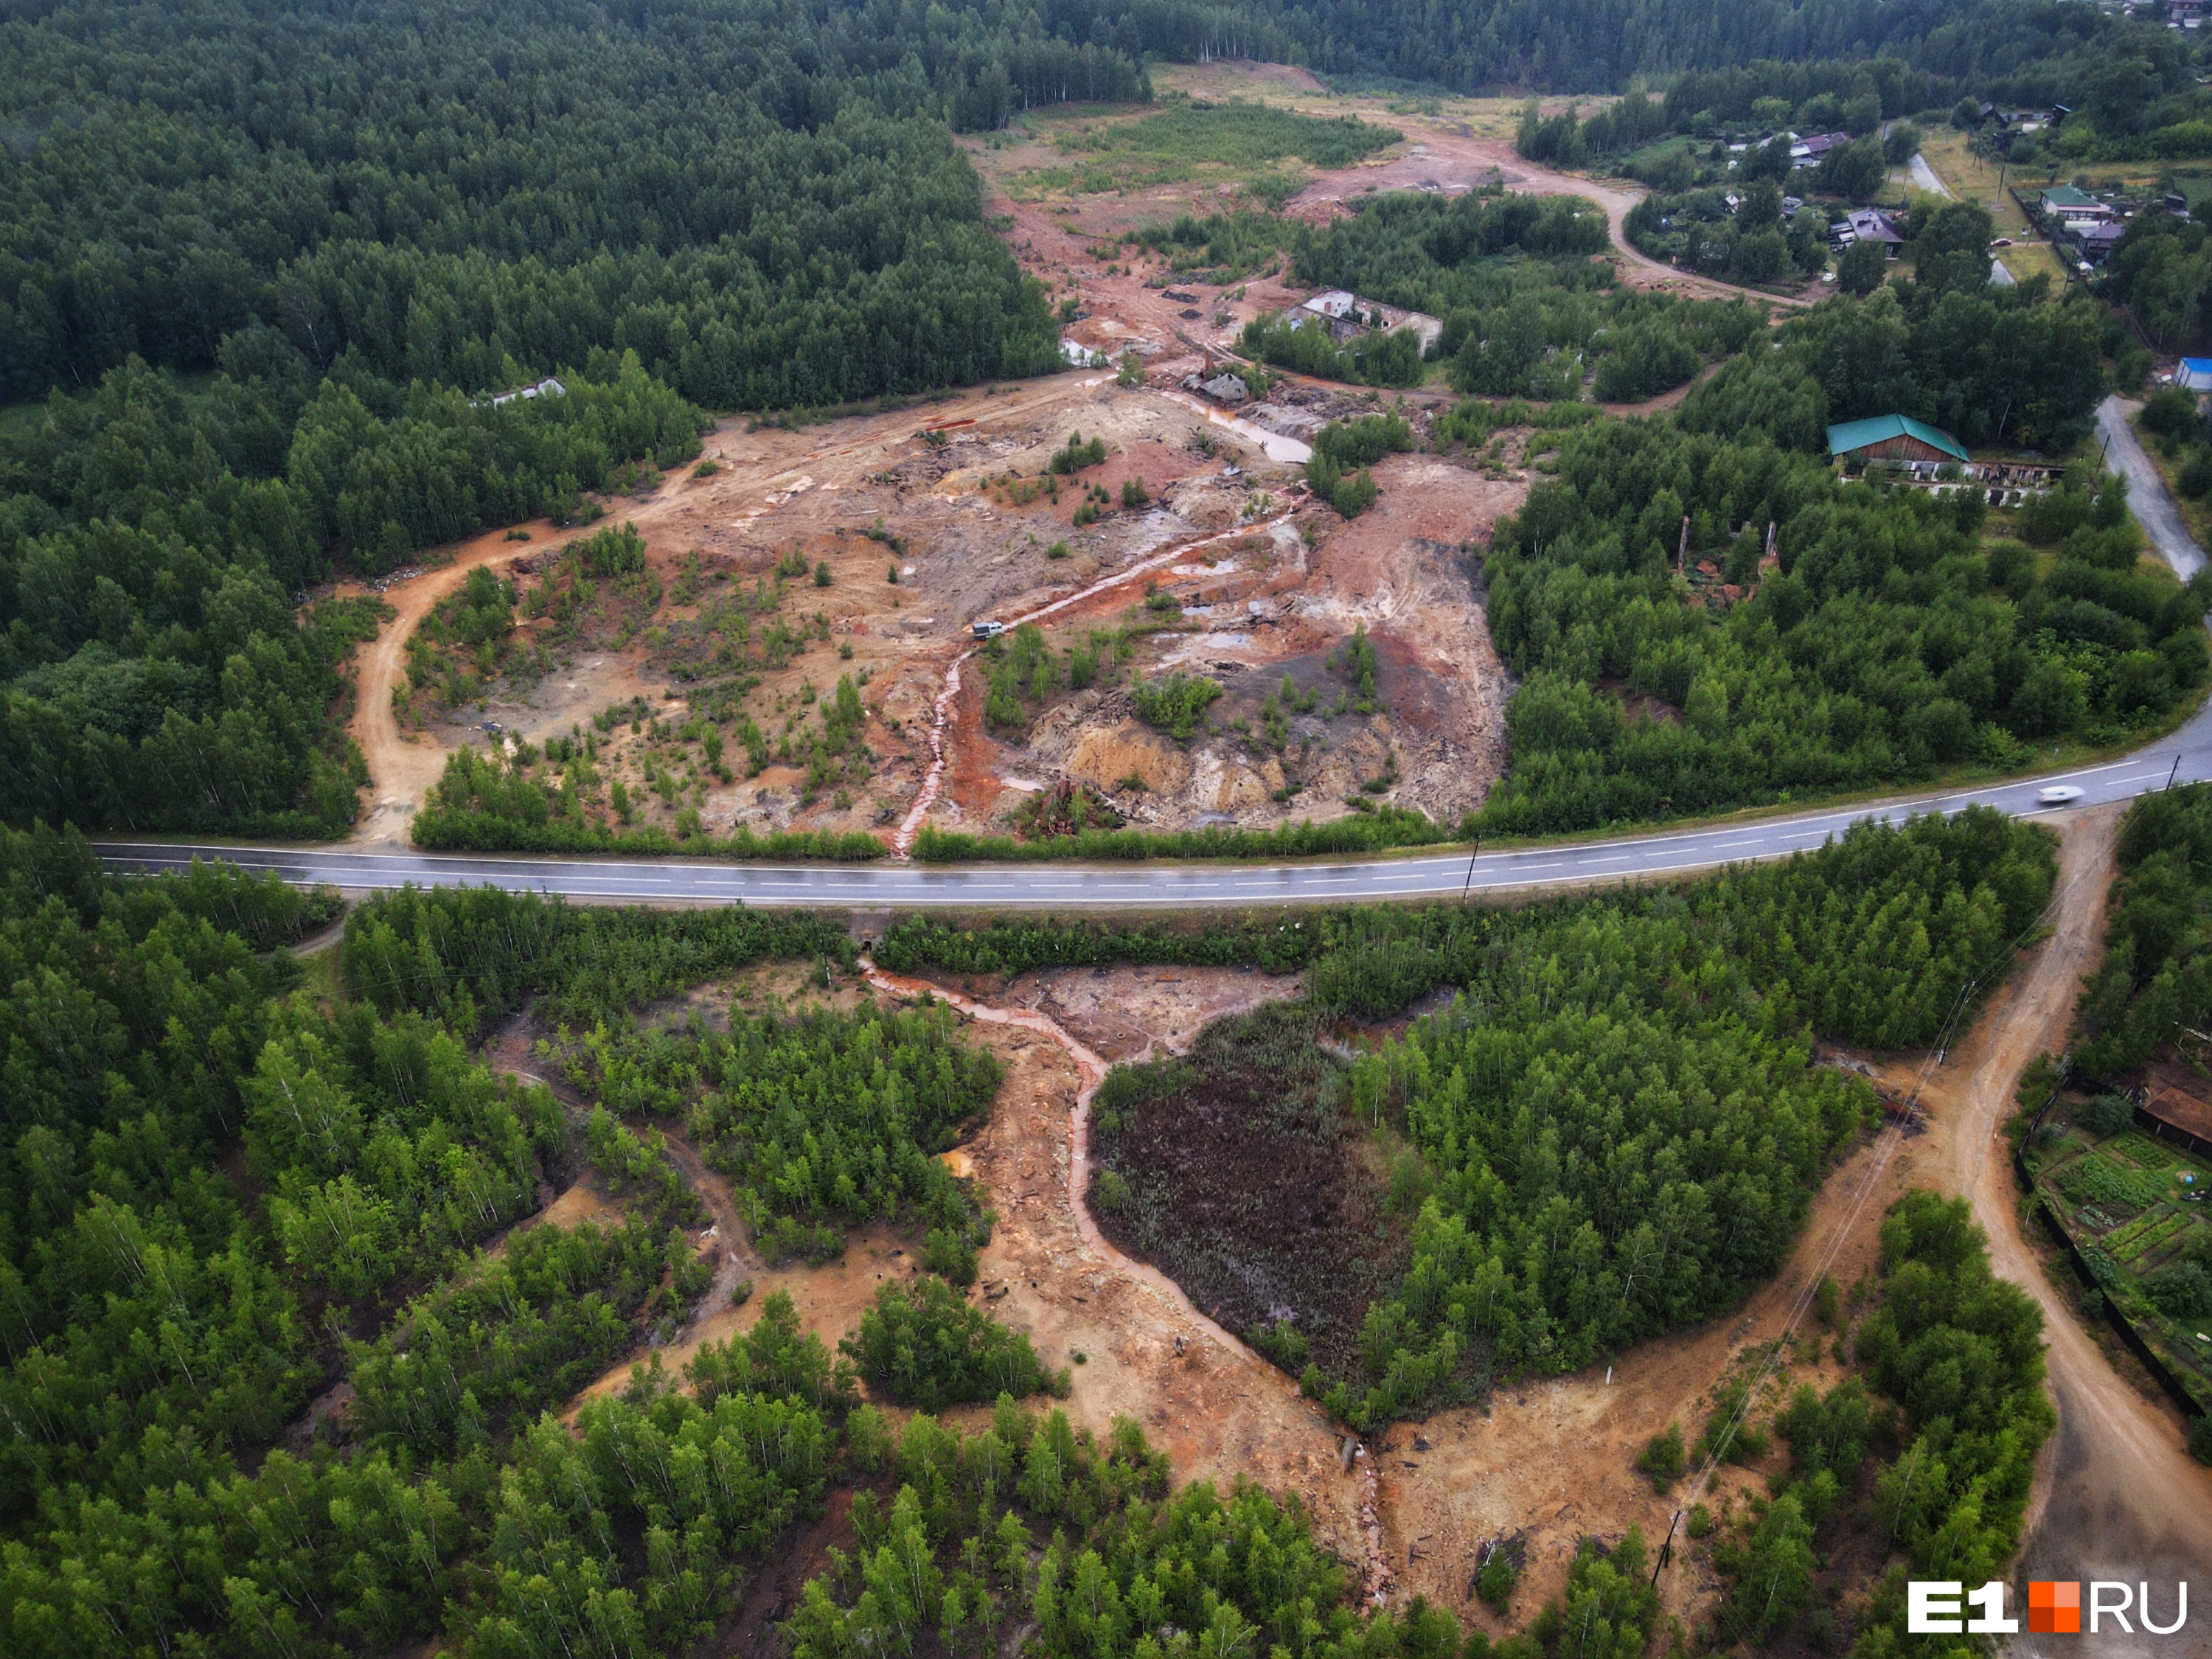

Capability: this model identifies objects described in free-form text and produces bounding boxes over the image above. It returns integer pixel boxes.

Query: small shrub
[1246,1318,1310,1371]
[839,1275,1058,1408]
[1050,431,1109,474]
[1130,672,1222,740]
[2077,1093,2135,1135]
[814,560,833,587]
[1475,1551,1518,1613]
[1121,476,1150,508]
[1637,1422,1686,1489]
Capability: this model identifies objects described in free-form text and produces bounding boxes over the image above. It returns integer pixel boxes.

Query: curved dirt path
[858,959,1268,1362]
[1287,131,1812,311]
[344,535,547,846]
[1920,807,2212,1632]
[857,958,1401,1605]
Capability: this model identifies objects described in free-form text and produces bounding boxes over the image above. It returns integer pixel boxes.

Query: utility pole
[1460,835,1482,902]
[2170,754,2183,790]
[1677,515,1691,569]
[1651,1509,1684,1588]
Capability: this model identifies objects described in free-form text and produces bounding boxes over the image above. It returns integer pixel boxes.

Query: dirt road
[345,534,546,845]
[1286,131,1812,311]
[2100,395,2208,583]
[1920,807,2212,1648]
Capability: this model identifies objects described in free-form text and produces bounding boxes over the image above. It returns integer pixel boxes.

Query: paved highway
[96,705,2212,909]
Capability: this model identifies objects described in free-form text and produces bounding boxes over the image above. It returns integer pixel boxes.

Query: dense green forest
[1512,7,2203,159]
[0,0,1122,407]
[1690,1190,2051,1652]
[1471,299,2177,835]
[1029,0,2184,104]
[0,827,1026,1655]
[2070,782,2212,1081]
[0,0,1096,837]
[1259,188,1765,402]
[1070,808,2054,1424]
[568,995,1004,1267]
[0,809,2072,1655]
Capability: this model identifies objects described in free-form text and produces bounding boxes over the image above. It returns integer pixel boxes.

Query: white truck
[972,619,1006,639]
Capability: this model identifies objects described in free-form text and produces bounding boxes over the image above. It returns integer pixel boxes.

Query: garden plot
[2031,1112,2212,1401]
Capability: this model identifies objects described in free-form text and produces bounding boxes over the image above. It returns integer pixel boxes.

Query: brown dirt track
[1922,808,2212,1652]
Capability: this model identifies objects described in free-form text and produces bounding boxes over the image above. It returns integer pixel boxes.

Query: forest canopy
[899,807,2057,1427]
[0,0,1106,835]
[1470,311,2184,837]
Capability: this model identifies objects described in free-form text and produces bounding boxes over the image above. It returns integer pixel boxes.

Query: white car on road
[2037,785,2085,805]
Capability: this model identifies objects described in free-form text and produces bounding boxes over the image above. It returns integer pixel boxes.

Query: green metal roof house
[1826,414,1970,465]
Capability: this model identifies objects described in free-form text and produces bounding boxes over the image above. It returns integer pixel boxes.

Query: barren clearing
[333,66,1839,858]
[972,69,1810,392]
[340,373,1514,850]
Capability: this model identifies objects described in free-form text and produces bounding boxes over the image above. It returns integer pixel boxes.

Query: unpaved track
[1285,130,1812,310]
[346,536,545,845]
[1923,807,2212,1646]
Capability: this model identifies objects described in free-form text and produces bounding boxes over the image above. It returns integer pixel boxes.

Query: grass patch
[1010,97,1399,199]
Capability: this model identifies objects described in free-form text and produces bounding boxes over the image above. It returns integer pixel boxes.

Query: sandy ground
[337,375,1515,849]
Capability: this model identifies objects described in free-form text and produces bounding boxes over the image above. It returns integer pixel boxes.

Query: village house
[484,376,567,407]
[1289,289,1444,354]
[2039,184,2118,226]
[1790,130,1852,168]
[1826,414,1970,467]
[1832,207,1905,257]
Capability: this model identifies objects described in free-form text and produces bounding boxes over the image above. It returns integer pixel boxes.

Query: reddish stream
[890,494,1307,855]
[857,956,1394,1604]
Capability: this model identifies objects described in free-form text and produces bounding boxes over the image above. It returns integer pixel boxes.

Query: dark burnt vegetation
[1088,1002,1410,1386]
[986,808,2059,1424]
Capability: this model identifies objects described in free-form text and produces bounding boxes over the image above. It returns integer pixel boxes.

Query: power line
[1668,856,2092,1527]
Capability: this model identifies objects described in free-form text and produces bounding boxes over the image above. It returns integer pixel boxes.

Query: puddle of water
[1157,389,1315,465]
